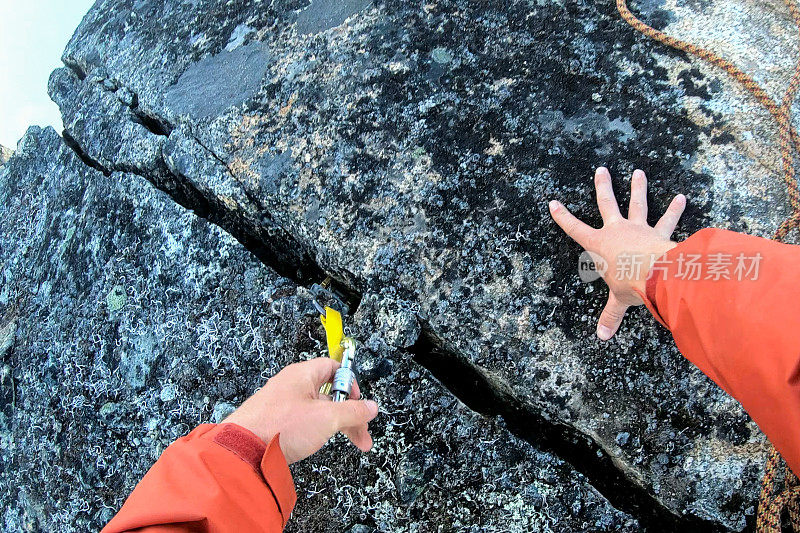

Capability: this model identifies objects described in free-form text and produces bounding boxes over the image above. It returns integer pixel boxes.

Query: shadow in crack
[409,328,725,532]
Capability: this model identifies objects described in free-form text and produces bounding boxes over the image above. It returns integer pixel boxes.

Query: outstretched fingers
[654,194,687,238]
[594,167,622,223]
[628,169,648,223]
[549,200,595,249]
[597,292,629,341]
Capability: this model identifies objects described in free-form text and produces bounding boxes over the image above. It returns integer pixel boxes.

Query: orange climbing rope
[761,446,800,532]
[617,0,800,238]
[616,0,800,529]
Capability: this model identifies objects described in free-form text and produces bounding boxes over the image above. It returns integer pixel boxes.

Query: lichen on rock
[0,127,637,532]
[41,0,797,529]
[2,0,796,529]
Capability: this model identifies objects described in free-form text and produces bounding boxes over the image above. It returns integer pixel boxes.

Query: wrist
[638,240,677,294]
[222,411,275,445]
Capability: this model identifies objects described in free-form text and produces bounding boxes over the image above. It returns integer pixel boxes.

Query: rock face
[0,126,299,529]
[42,0,800,529]
[1,0,794,529]
[0,126,638,531]
[0,145,12,166]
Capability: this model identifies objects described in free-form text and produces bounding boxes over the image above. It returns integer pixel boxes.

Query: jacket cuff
[260,434,297,526]
[641,229,726,330]
[205,423,297,526]
[639,236,703,329]
[636,282,667,328]
[209,423,267,476]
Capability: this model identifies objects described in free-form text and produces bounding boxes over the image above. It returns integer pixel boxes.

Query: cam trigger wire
[311,277,356,401]
[616,0,800,529]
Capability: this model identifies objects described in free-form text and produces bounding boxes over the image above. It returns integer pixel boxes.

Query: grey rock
[353,291,421,352]
[0,321,16,359]
[431,47,454,65]
[45,0,787,529]
[159,384,178,403]
[0,145,11,166]
[296,0,372,35]
[395,443,436,504]
[0,127,636,531]
[164,41,271,121]
[346,526,376,533]
[0,126,306,529]
[288,349,638,532]
[211,401,236,423]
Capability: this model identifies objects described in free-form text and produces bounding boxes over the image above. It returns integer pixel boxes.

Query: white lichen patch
[652,0,798,238]
[106,285,127,312]
[225,23,255,52]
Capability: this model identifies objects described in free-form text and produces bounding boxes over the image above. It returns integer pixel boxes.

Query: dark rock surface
[43,0,799,529]
[0,127,637,531]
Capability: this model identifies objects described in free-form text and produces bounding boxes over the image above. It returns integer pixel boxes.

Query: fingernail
[597,325,613,340]
[596,166,609,176]
[365,400,378,415]
[549,200,560,212]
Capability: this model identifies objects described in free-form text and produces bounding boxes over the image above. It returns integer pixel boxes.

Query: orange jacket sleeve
[640,228,800,475]
[102,423,297,533]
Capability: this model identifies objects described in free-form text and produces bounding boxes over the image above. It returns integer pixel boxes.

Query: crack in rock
[53,69,726,532]
[42,0,796,528]
[1,125,642,533]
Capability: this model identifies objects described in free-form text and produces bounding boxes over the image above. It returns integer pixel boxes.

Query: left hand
[548,167,686,340]
[224,358,379,464]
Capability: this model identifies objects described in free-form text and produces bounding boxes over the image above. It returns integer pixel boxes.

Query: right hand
[548,167,686,340]
[224,358,379,464]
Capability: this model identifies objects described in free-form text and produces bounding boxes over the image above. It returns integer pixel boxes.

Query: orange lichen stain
[279,93,298,116]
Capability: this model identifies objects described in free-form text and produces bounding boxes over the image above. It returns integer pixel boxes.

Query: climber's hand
[223,357,378,464]
[549,167,686,340]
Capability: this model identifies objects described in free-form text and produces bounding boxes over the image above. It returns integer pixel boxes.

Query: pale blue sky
[0,1,96,148]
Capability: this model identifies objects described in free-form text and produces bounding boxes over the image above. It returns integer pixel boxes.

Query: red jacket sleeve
[102,423,297,533]
[641,228,800,475]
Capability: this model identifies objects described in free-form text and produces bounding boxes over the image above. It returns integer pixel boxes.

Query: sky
[0,1,97,148]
